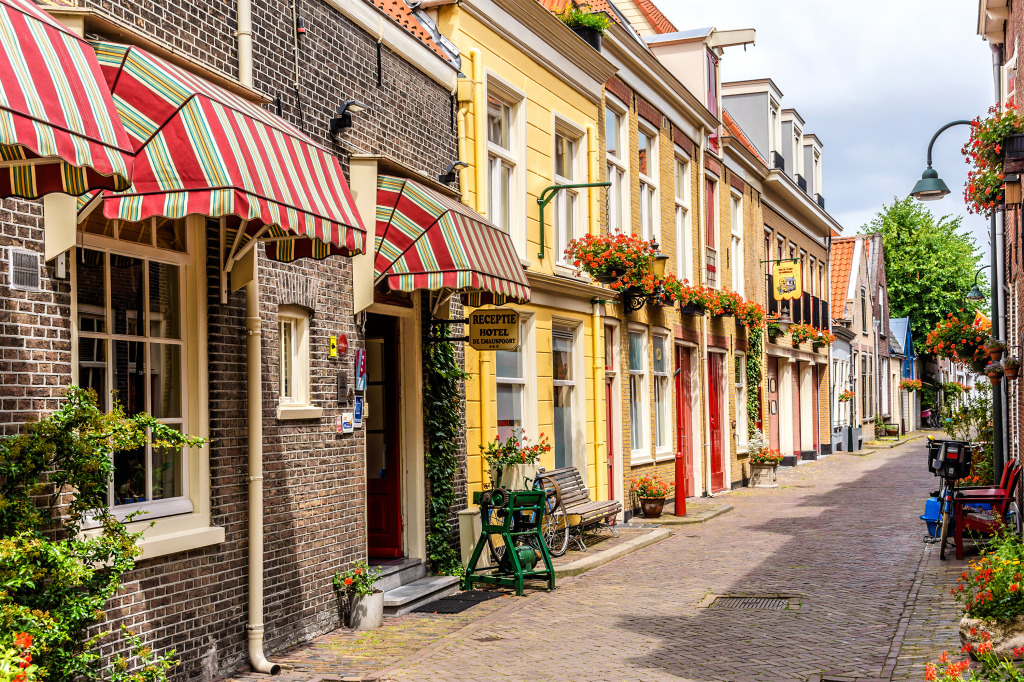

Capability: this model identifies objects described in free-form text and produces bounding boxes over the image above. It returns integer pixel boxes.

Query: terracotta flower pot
[1006,366,1020,379]
[989,373,1002,386]
[989,349,1004,362]
[640,497,665,518]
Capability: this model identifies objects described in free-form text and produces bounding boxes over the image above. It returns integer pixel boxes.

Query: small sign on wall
[330,336,338,357]
[354,349,368,391]
[354,395,364,428]
[468,309,520,351]
[341,413,354,433]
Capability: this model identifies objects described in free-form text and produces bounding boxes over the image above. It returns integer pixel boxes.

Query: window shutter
[10,249,39,291]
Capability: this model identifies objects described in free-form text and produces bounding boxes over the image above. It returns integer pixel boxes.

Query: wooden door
[812,366,819,451]
[792,364,802,458]
[675,346,694,499]
[708,353,726,492]
[366,315,402,558]
[605,377,615,502]
[767,357,780,451]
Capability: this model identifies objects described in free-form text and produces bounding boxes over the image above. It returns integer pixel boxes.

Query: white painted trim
[277,405,324,420]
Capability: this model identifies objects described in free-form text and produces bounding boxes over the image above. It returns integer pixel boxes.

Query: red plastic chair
[952,459,1022,560]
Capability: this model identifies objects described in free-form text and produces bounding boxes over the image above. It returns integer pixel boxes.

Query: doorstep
[626,501,733,526]
[552,526,671,578]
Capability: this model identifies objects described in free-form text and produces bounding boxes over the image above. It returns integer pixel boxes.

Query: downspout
[993,42,1009,467]
[586,125,607,499]
[469,48,486,215]
[697,127,712,497]
[238,1,280,673]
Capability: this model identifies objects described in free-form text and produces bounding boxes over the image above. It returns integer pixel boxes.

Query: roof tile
[369,0,447,60]
[635,0,677,34]
[830,237,856,314]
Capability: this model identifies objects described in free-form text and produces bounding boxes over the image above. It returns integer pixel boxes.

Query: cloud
[663,0,995,250]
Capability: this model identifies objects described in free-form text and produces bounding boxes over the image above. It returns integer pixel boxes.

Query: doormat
[411,590,505,614]
[708,596,789,610]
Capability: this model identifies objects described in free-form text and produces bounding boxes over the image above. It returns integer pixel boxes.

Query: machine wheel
[939,507,951,560]
[538,477,569,557]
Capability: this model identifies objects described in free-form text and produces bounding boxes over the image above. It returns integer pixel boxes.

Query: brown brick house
[0,0,531,678]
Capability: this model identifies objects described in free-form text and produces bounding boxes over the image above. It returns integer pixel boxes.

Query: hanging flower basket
[985,338,1007,362]
[986,361,1004,385]
[593,269,624,284]
[899,378,923,392]
[1004,357,1021,379]
[925,313,991,366]
[963,106,1024,215]
[680,301,706,316]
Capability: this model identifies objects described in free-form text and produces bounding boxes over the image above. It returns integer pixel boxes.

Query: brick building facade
[1,0,463,679]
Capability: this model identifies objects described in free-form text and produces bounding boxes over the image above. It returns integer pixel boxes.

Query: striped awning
[0,0,133,198]
[89,42,365,261]
[374,175,530,304]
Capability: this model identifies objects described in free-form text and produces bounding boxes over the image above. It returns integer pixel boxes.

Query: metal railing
[796,174,808,193]
[815,193,825,209]
[771,151,785,172]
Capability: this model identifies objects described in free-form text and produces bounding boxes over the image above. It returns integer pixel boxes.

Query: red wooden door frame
[605,377,615,503]
[792,363,802,459]
[366,315,403,559]
[708,352,726,492]
[675,346,693,505]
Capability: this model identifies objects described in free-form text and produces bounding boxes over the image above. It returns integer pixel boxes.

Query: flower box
[680,302,706,316]
[571,26,602,51]
[1004,133,1024,174]
[749,462,778,488]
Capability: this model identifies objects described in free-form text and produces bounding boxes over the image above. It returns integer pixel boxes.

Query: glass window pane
[553,334,572,381]
[653,336,666,374]
[500,163,511,230]
[605,107,619,158]
[149,261,180,339]
[77,249,106,333]
[155,218,187,252]
[496,383,523,441]
[149,343,182,419]
[629,332,644,372]
[495,342,523,379]
[152,426,183,501]
[114,443,147,505]
[110,256,144,336]
[604,326,615,370]
[488,97,509,149]
[630,374,643,448]
[676,160,686,198]
[280,320,293,401]
[112,340,146,416]
[654,378,665,448]
[78,337,107,409]
[118,219,152,245]
[554,385,572,468]
[638,131,649,176]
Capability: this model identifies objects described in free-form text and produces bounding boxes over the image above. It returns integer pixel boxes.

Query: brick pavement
[224,442,968,682]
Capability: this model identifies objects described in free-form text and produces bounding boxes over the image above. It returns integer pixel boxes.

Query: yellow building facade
[432,0,617,499]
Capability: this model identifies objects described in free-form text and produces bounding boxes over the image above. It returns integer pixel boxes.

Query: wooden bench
[952,458,1022,560]
[535,466,621,551]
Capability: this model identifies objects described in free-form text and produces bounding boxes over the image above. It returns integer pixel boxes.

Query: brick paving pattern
[224,440,969,681]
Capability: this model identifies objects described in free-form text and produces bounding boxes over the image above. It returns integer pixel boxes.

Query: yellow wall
[440,6,606,501]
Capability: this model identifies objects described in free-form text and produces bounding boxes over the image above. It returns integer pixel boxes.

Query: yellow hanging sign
[468,310,521,351]
[772,260,802,301]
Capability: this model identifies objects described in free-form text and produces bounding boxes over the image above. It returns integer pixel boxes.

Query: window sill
[654,448,674,462]
[553,263,585,280]
[630,452,654,465]
[277,404,324,420]
[136,525,225,560]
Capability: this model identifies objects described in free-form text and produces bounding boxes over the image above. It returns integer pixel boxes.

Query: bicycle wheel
[531,477,569,557]
[939,499,951,560]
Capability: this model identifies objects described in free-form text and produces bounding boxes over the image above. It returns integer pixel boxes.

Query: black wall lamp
[330,100,368,135]
[439,161,469,184]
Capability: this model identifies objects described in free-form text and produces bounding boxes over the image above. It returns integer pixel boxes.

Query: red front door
[675,346,694,499]
[605,376,615,502]
[767,357,780,451]
[708,353,726,492]
[812,366,819,451]
[366,315,402,559]
[792,364,802,459]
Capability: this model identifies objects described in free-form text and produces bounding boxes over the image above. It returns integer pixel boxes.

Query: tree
[861,196,987,355]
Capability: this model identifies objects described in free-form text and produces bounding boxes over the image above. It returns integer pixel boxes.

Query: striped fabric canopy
[91,42,365,260]
[374,175,530,304]
[0,0,133,198]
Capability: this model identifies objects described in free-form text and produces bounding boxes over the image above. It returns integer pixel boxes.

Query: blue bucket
[921,496,941,538]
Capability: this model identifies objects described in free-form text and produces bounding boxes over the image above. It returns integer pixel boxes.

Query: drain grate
[709,596,788,610]
[411,590,504,614]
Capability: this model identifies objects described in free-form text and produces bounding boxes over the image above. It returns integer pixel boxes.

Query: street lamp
[650,240,669,279]
[967,265,991,304]
[777,306,793,334]
[911,119,1004,480]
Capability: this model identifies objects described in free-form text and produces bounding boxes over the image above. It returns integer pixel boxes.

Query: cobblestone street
[224,437,969,682]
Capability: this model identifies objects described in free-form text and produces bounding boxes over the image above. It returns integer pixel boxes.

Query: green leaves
[861,197,986,355]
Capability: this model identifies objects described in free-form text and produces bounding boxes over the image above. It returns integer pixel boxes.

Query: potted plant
[789,323,817,348]
[1004,356,1021,379]
[557,3,611,51]
[564,232,654,285]
[985,361,1004,385]
[481,431,551,491]
[899,378,922,392]
[714,290,743,318]
[954,533,1024,659]
[630,473,672,518]
[963,104,1024,216]
[747,430,782,488]
[839,389,855,403]
[925,313,991,369]
[333,561,384,630]
[812,329,835,352]
[985,338,1007,362]
[736,300,766,330]
[679,283,716,316]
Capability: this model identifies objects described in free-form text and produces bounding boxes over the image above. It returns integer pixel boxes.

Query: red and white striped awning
[0,0,133,198]
[375,175,530,304]
[89,42,365,262]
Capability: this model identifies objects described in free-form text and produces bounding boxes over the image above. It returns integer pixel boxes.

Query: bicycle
[927,436,974,560]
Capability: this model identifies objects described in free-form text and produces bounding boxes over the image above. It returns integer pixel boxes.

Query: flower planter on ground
[639,497,665,518]
[749,462,778,488]
[960,616,1024,660]
[347,591,384,630]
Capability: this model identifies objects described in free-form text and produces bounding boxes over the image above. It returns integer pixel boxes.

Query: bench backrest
[537,467,593,508]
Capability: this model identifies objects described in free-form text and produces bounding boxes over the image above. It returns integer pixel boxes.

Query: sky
[661,0,996,253]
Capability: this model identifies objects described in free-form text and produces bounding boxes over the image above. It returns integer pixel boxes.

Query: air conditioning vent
[10,249,40,291]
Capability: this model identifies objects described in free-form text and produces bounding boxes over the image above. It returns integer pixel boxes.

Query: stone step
[371,558,426,592]
[382,576,461,616]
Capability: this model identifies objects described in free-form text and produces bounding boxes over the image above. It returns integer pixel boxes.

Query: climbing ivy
[746,327,764,439]
[423,333,470,576]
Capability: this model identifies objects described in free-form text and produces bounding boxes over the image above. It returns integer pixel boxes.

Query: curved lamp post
[911,119,1004,480]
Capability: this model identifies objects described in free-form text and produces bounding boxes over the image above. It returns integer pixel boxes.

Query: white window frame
[554,117,585,267]
[628,327,650,462]
[605,96,630,235]
[552,319,586,471]
[652,332,672,459]
[769,105,780,155]
[495,316,536,442]
[638,122,659,243]
[735,352,748,448]
[704,174,719,289]
[277,305,320,420]
[730,190,743,296]
[71,213,223,559]
[485,74,527,258]
[674,152,692,283]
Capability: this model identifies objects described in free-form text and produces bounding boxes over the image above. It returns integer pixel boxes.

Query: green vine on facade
[746,327,764,440]
[423,333,470,576]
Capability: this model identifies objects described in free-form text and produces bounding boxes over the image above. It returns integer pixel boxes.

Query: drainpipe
[237,1,279,673]
[697,127,712,497]
[245,281,279,675]
[591,300,606,499]
[469,48,486,215]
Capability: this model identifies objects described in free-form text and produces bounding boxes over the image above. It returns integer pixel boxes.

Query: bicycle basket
[934,441,973,480]
[927,439,952,475]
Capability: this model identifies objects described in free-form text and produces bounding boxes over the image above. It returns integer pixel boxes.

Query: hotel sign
[468,310,521,352]
[772,260,802,301]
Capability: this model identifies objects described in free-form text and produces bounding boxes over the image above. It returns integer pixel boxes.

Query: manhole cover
[709,596,788,610]
[411,590,504,614]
